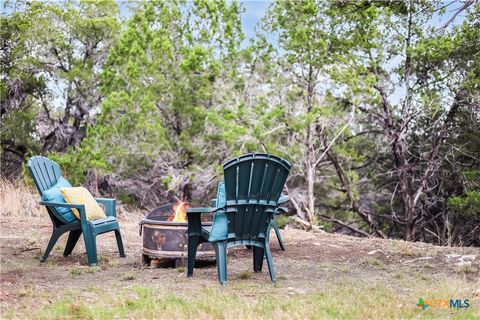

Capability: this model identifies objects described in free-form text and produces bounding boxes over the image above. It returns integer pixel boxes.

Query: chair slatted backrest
[223,153,291,241]
[27,156,66,225]
[27,156,63,194]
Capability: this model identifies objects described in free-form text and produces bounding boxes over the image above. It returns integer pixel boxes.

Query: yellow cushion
[60,187,106,221]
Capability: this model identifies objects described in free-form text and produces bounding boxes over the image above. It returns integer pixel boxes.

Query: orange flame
[168,201,189,222]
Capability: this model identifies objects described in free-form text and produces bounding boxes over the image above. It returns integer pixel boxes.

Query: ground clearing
[1,208,479,319]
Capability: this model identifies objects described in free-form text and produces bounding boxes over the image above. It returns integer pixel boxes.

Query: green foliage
[115,193,136,206]
[314,216,333,233]
[0,110,40,155]
[1,0,121,177]
[2,0,479,244]
[48,142,109,186]
[52,0,248,204]
[448,191,480,218]
[275,215,291,229]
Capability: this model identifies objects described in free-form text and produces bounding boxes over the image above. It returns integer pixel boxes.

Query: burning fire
[168,201,189,222]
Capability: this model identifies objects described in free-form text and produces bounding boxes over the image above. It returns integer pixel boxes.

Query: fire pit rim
[140,202,213,227]
[140,217,213,227]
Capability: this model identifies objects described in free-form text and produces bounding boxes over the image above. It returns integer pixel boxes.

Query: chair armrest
[95,198,116,217]
[278,194,289,204]
[39,201,87,224]
[186,207,216,214]
[186,206,221,238]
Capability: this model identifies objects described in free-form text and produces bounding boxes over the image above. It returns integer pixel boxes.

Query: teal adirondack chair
[186,153,291,284]
[211,183,287,251]
[27,156,125,266]
[210,164,289,250]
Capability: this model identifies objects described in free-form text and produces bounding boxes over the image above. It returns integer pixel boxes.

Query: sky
[240,0,271,43]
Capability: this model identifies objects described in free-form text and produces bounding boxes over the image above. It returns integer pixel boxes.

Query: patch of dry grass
[393,240,423,257]
[238,270,253,279]
[0,179,43,218]
[0,178,144,221]
[456,263,478,274]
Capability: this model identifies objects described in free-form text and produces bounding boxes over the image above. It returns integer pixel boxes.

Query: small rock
[456,261,472,267]
[367,250,385,255]
[475,288,480,297]
[445,254,461,261]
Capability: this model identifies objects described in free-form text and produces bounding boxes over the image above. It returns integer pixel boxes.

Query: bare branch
[437,0,474,31]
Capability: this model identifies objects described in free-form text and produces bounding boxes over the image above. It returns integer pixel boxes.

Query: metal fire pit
[139,203,215,267]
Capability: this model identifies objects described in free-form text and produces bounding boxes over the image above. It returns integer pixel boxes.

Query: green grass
[176,266,186,273]
[122,271,137,281]
[362,257,384,267]
[69,267,83,277]
[28,278,478,320]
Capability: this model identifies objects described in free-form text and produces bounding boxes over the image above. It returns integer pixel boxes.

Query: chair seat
[88,216,119,235]
[89,215,117,226]
[202,226,266,242]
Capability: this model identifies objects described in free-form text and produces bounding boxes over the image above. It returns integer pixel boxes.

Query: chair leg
[41,228,63,262]
[114,229,126,257]
[83,231,98,266]
[63,230,82,257]
[271,219,285,251]
[265,242,276,283]
[253,246,264,273]
[187,235,199,277]
[215,241,228,285]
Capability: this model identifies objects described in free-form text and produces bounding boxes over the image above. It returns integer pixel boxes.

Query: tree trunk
[303,64,317,226]
[305,122,315,226]
[326,147,386,238]
[403,194,415,241]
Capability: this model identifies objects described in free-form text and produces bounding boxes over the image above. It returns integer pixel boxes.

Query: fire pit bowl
[139,202,215,267]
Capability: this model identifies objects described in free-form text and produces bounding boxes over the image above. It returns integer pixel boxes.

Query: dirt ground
[1,209,479,318]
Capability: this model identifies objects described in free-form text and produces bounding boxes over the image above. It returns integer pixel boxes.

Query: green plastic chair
[211,184,289,250]
[211,183,287,251]
[186,153,291,284]
[27,156,125,266]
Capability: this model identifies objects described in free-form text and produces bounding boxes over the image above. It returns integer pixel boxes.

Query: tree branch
[318,214,371,237]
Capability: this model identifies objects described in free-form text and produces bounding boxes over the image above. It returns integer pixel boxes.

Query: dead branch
[318,214,371,237]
